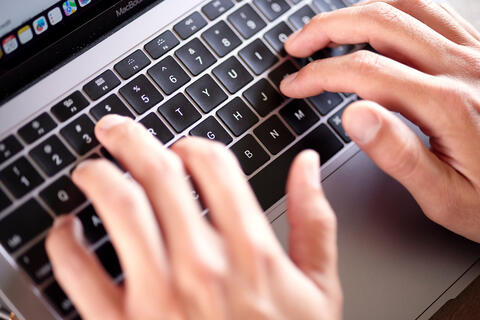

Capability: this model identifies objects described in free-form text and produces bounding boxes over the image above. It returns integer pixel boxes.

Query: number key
[202,0,234,20]
[90,95,135,121]
[264,22,293,56]
[60,115,99,155]
[201,21,241,57]
[119,75,164,114]
[30,136,76,177]
[148,56,191,95]
[253,0,290,21]
[0,157,44,199]
[175,38,217,75]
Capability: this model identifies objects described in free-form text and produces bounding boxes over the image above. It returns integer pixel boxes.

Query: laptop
[0,0,478,319]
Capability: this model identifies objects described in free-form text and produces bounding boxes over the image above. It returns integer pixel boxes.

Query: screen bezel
[0,0,163,105]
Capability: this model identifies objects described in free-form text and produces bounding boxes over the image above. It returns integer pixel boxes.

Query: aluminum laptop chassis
[0,0,479,319]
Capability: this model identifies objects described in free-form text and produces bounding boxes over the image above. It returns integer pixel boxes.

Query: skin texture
[46,1,480,319]
[281,0,480,243]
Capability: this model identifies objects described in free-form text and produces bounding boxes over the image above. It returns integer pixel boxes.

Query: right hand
[280,0,480,242]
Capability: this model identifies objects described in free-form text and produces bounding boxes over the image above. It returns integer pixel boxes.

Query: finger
[280,50,447,134]
[72,159,169,303]
[46,216,123,320]
[439,3,480,43]
[356,0,479,45]
[94,116,223,319]
[171,138,282,279]
[341,101,475,230]
[286,151,340,293]
[285,2,458,74]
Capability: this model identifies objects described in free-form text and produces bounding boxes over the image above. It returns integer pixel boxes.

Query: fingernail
[97,114,127,132]
[72,159,94,175]
[281,72,298,86]
[303,150,321,189]
[346,107,381,144]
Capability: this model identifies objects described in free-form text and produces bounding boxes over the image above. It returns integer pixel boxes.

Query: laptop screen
[0,0,163,104]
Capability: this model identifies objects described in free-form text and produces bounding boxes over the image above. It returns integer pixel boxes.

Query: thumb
[286,150,340,295]
[342,100,454,223]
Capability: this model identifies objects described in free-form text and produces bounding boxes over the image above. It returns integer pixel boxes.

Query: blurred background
[450,0,480,30]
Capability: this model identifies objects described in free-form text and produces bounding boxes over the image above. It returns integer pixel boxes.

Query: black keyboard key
[148,56,191,95]
[30,136,76,177]
[202,0,235,20]
[145,30,180,59]
[83,70,121,101]
[230,134,270,175]
[328,106,351,142]
[239,39,278,75]
[0,189,11,211]
[313,0,346,12]
[51,91,90,122]
[253,0,290,21]
[40,176,86,215]
[217,98,259,136]
[228,4,267,39]
[159,93,201,132]
[243,79,284,117]
[213,57,253,93]
[119,75,164,115]
[190,116,233,145]
[175,38,217,75]
[100,147,125,172]
[44,282,75,316]
[264,22,293,56]
[96,241,122,279]
[0,135,23,165]
[186,74,228,113]
[289,5,316,30]
[254,115,295,154]
[280,100,320,134]
[18,113,57,144]
[139,113,174,144]
[77,205,106,244]
[202,21,242,57]
[249,124,343,210]
[90,95,135,121]
[0,157,44,199]
[114,49,151,80]
[308,92,343,115]
[268,60,299,88]
[60,115,99,155]
[18,239,52,284]
[174,12,208,40]
[0,199,53,253]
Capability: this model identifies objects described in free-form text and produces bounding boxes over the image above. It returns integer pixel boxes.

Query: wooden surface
[430,276,480,320]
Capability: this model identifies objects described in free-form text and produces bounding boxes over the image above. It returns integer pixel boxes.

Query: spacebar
[249,124,343,211]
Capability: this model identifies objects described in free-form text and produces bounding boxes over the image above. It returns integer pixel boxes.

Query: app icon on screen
[33,16,49,35]
[48,7,63,25]
[2,35,19,54]
[18,25,33,44]
[78,0,92,7]
[63,0,78,16]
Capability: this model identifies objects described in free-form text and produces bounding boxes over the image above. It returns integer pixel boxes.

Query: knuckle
[349,50,383,75]
[365,2,402,25]
[387,132,421,178]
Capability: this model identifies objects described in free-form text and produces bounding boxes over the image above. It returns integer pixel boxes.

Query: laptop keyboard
[0,0,361,318]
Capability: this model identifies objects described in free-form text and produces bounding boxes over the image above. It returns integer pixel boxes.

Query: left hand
[46,115,343,320]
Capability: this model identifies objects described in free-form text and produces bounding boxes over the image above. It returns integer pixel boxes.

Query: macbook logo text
[116,0,144,17]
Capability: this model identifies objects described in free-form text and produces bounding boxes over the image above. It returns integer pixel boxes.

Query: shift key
[249,125,343,211]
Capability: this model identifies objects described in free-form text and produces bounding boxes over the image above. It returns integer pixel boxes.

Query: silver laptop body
[0,0,478,319]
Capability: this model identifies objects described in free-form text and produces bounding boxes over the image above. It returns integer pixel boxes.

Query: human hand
[46,115,342,320]
[280,0,480,242]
